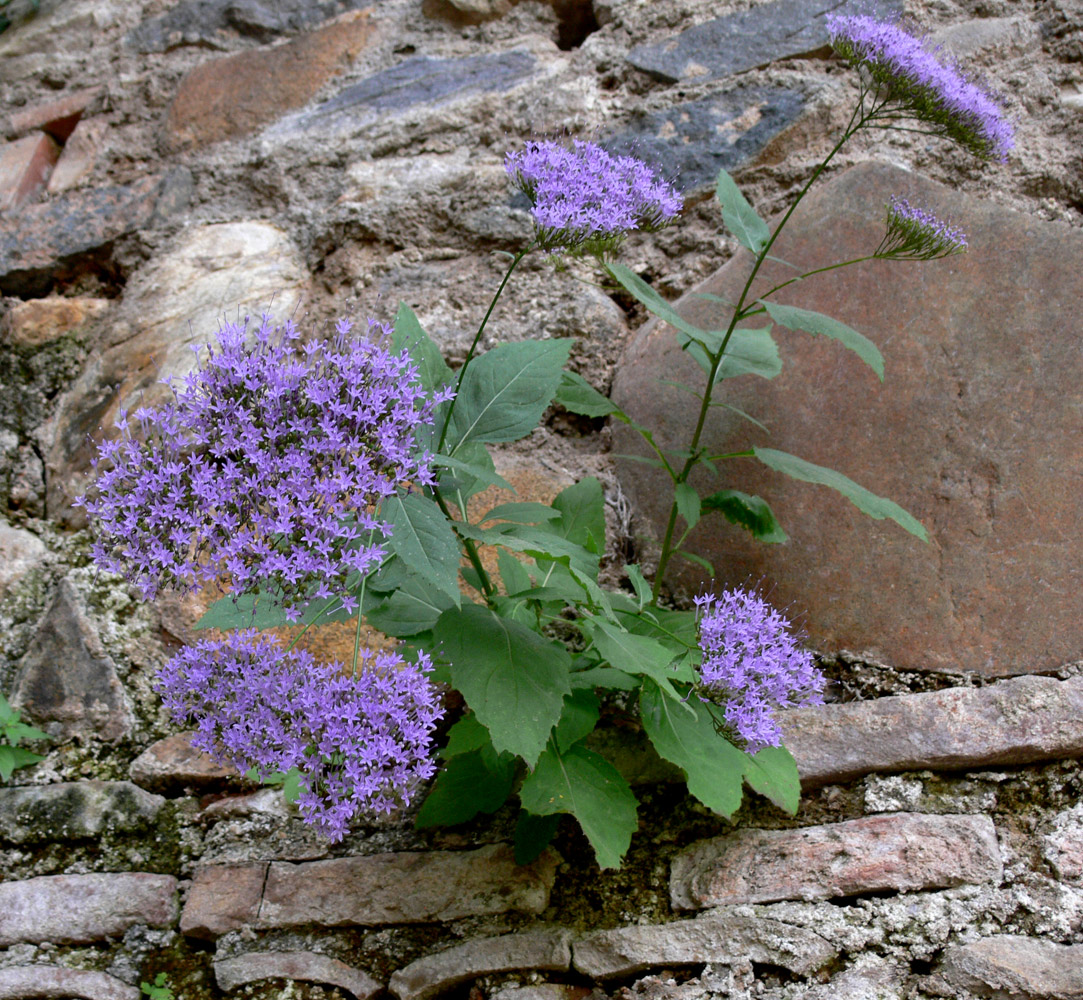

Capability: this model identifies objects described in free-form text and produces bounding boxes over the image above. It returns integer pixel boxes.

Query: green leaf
[0,694,16,728]
[639,681,746,817]
[514,811,560,865]
[497,549,533,596]
[553,689,600,752]
[442,714,491,759]
[607,262,711,342]
[382,492,463,605]
[392,302,454,391]
[366,574,454,636]
[479,502,561,525]
[679,326,781,383]
[675,482,701,531]
[742,745,801,814]
[447,340,572,453]
[553,477,605,554]
[710,401,769,432]
[761,301,884,381]
[0,744,44,781]
[433,448,514,497]
[281,767,303,804]
[3,720,49,744]
[434,604,571,766]
[554,371,622,418]
[674,549,715,575]
[519,742,638,869]
[568,666,638,690]
[701,489,788,544]
[753,447,928,541]
[624,563,652,611]
[587,619,685,702]
[416,747,516,828]
[458,522,598,578]
[715,167,770,254]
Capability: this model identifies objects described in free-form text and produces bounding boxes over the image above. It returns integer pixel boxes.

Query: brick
[163,10,375,151]
[47,118,107,193]
[389,930,572,1000]
[179,863,267,940]
[129,732,240,793]
[1,295,109,349]
[670,813,1003,909]
[0,132,60,212]
[214,951,382,998]
[938,935,1083,999]
[0,872,178,946]
[7,88,99,142]
[0,780,165,845]
[781,675,1083,788]
[0,967,139,1000]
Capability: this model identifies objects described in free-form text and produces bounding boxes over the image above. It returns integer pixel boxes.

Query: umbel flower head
[76,314,450,620]
[827,13,1014,162]
[694,588,824,753]
[157,631,444,841]
[875,196,968,260]
[506,138,683,257]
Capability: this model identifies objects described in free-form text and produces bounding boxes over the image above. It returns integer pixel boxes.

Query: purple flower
[76,314,450,620]
[693,588,824,753]
[506,139,682,256]
[826,14,1014,161]
[156,630,444,841]
[875,196,968,260]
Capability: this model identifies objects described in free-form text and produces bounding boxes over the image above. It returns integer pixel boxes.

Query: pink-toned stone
[670,812,1002,909]
[0,132,60,212]
[8,88,99,142]
[258,844,559,929]
[179,863,267,940]
[781,674,1083,787]
[938,935,1083,999]
[0,295,109,348]
[0,872,178,946]
[612,160,1083,675]
[47,118,107,193]
[129,732,240,792]
[1042,804,1083,884]
[0,967,139,1000]
[214,951,382,998]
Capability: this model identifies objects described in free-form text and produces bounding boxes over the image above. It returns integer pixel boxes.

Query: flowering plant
[78,15,1011,866]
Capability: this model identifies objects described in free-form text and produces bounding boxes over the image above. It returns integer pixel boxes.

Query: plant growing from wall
[0,692,49,782]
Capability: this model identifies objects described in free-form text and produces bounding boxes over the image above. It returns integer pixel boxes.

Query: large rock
[612,161,1083,675]
[0,780,164,844]
[129,732,240,793]
[937,935,1083,999]
[214,950,383,998]
[0,967,139,1000]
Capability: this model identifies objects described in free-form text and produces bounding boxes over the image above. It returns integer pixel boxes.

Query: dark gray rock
[11,579,134,741]
[0,780,164,844]
[604,88,806,192]
[627,0,901,84]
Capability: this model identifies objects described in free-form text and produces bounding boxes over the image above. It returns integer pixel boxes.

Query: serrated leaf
[761,301,884,380]
[432,448,514,497]
[742,745,801,814]
[514,811,560,865]
[0,744,44,781]
[675,482,701,531]
[624,563,652,611]
[366,574,454,636]
[553,688,600,752]
[701,489,787,544]
[392,302,454,391]
[479,502,561,525]
[553,477,605,554]
[588,619,685,702]
[4,720,49,744]
[497,548,533,596]
[382,492,463,604]
[458,522,598,578]
[519,742,637,869]
[435,604,571,766]
[416,748,516,828]
[568,666,639,690]
[716,167,770,254]
[555,371,622,418]
[753,447,928,540]
[442,713,491,759]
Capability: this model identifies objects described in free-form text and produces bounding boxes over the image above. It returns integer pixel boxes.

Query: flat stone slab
[0,780,164,844]
[612,161,1083,675]
[389,929,572,1000]
[0,872,178,946]
[627,0,901,83]
[214,951,382,998]
[572,910,836,979]
[781,674,1083,787]
[671,812,1002,909]
[938,935,1083,999]
[129,732,240,792]
[180,862,268,940]
[0,967,139,1000]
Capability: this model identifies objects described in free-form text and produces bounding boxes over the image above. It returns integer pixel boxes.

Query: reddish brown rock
[0,132,59,212]
[0,872,178,946]
[0,967,139,1000]
[781,674,1083,787]
[938,935,1083,999]
[129,732,240,792]
[215,951,382,998]
[0,295,109,349]
[47,118,107,193]
[7,88,99,142]
[611,160,1083,675]
[179,863,267,940]
[670,812,1002,909]
[164,10,375,151]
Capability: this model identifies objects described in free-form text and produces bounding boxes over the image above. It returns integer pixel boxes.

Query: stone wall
[2,0,1082,998]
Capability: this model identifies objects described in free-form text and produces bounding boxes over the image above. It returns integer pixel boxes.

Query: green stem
[351,548,371,675]
[431,486,497,601]
[744,254,880,310]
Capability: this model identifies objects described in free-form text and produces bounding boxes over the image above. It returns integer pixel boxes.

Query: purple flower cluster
[506,139,683,256]
[76,315,450,620]
[693,589,824,753]
[157,630,444,841]
[875,196,968,260]
[826,14,1013,161]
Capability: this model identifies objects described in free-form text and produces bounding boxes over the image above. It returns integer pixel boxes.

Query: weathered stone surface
[938,935,1083,999]
[627,0,900,83]
[572,910,836,979]
[0,779,164,844]
[0,520,45,599]
[11,578,134,741]
[789,956,906,999]
[781,675,1083,787]
[47,117,107,193]
[260,844,559,929]
[129,732,240,792]
[0,966,140,1000]
[1,295,109,349]
[929,16,1041,62]
[490,987,588,1000]
[7,87,99,141]
[0,132,60,212]
[389,929,573,1000]
[180,863,268,940]
[423,0,513,27]
[214,950,382,998]
[671,813,1002,909]
[163,10,375,150]
[612,161,1083,675]
[604,88,805,192]
[0,872,178,946]
[1043,803,1083,885]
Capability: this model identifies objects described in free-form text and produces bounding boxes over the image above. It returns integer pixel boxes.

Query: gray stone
[0,779,164,844]
[0,967,140,1000]
[627,0,901,84]
[604,88,806,192]
[214,950,382,998]
[0,521,45,600]
[938,935,1083,999]
[389,929,573,1000]
[129,732,241,792]
[0,872,178,946]
[611,161,1083,675]
[781,675,1083,787]
[1043,803,1083,884]
[789,956,906,999]
[671,813,1002,909]
[929,16,1041,62]
[572,910,836,979]
[11,578,134,741]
